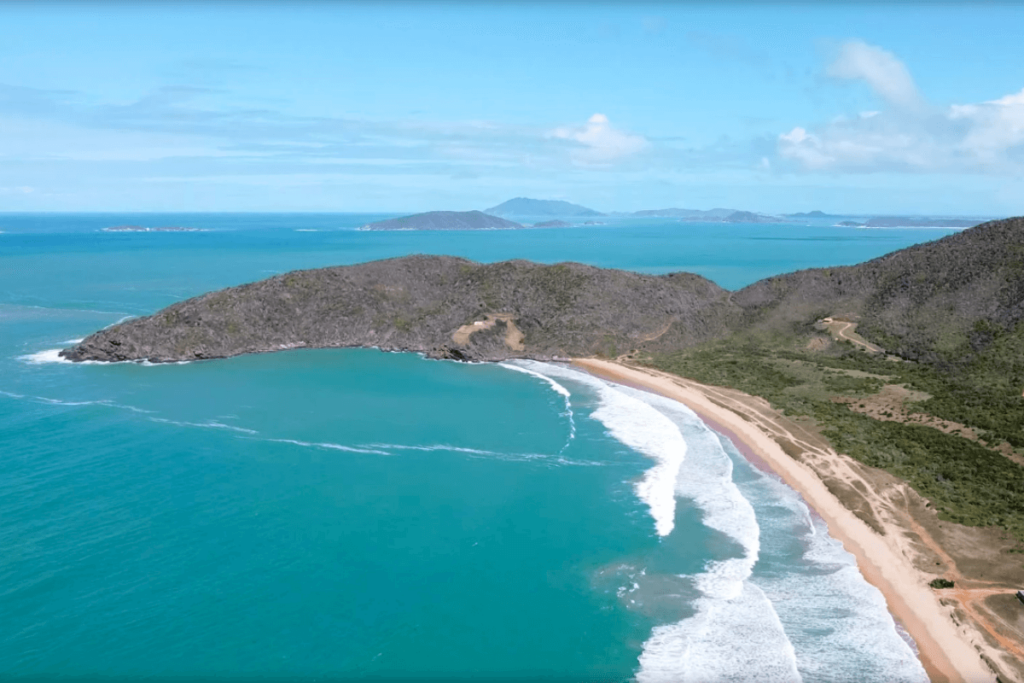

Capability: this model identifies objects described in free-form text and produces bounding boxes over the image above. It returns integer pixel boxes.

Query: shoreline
[572,358,995,683]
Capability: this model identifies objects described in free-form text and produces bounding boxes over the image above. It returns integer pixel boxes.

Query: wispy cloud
[779,40,1024,173]
[0,82,657,176]
[825,40,922,111]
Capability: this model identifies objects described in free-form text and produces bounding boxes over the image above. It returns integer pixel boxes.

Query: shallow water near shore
[0,214,948,679]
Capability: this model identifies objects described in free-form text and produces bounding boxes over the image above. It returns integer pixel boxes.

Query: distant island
[355,201,989,231]
[632,208,780,223]
[485,197,604,218]
[359,211,523,231]
[103,225,207,233]
[632,208,735,219]
[785,210,836,218]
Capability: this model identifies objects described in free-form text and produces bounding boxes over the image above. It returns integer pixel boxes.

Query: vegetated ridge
[65,216,1024,372]
[62,257,734,364]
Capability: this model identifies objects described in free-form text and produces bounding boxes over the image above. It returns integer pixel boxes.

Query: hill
[484,198,603,218]
[62,257,732,364]
[359,211,523,231]
[65,216,1024,372]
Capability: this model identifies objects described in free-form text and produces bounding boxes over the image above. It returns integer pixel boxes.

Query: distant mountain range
[357,199,993,232]
[485,198,604,218]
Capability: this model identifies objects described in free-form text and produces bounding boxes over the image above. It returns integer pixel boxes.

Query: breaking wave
[18,349,72,364]
[150,417,259,434]
[500,361,576,448]
[508,361,685,537]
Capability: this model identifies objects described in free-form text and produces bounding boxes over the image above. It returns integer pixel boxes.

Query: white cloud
[779,41,1024,173]
[826,40,922,110]
[549,113,648,166]
[951,87,1024,163]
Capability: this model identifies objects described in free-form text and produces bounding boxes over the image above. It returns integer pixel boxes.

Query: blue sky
[2,2,1024,214]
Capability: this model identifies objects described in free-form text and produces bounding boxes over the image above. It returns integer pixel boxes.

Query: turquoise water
[0,215,956,680]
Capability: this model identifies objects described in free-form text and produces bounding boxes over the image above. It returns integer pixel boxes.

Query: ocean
[0,213,958,681]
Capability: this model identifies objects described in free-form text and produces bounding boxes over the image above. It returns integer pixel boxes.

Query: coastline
[572,358,996,683]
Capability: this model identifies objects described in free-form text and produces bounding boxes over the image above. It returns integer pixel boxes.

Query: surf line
[500,361,577,452]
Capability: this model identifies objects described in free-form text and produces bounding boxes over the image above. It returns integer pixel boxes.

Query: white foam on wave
[2,390,153,414]
[500,361,576,446]
[500,363,923,681]
[747,471,928,682]
[18,349,72,364]
[268,438,391,456]
[607,387,801,682]
[150,417,259,435]
[518,365,797,682]
[17,344,195,367]
[511,361,685,537]
[639,582,801,683]
[364,442,606,467]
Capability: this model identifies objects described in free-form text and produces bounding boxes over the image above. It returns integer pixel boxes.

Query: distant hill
[485,198,603,218]
[533,220,571,228]
[633,208,778,223]
[360,211,523,231]
[722,211,780,224]
[785,211,835,219]
[633,208,706,218]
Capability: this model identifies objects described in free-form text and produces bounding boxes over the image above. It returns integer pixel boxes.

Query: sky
[2,2,1024,215]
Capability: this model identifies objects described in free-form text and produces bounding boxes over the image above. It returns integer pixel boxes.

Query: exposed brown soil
[451,313,525,351]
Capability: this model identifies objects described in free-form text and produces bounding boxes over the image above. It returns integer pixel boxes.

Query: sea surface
[0,214,960,681]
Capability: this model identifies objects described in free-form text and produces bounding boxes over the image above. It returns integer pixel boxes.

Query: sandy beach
[574,358,1000,683]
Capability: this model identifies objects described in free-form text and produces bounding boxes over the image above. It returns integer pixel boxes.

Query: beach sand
[573,358,999,683]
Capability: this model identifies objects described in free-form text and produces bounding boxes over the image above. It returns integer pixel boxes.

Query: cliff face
[61,217,1024,367]
[61,256,735,363]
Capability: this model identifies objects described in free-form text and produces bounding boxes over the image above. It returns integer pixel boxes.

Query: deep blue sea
[0,214,960,681]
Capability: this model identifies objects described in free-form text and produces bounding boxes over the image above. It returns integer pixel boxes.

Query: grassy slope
[644,332,1024,544]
